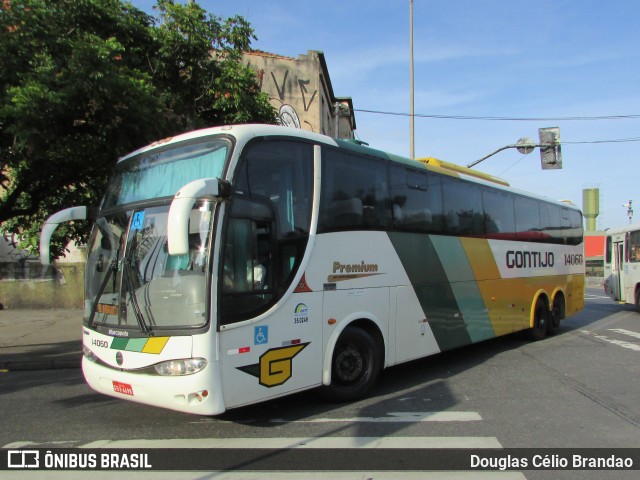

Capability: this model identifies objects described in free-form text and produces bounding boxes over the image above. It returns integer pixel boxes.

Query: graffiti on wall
[256,68,318,131]
[278,105,300,129]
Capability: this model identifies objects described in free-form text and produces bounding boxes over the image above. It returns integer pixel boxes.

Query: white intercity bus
[40,124,585,415]
[603,223,640,311]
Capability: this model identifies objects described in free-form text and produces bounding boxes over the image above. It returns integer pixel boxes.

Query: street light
[623,200,633,224]
[466,128,562,170]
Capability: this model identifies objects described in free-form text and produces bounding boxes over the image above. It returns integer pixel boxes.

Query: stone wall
[0,235,85,309]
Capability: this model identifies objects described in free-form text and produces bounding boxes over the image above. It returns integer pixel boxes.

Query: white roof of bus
[605,223,640,235]
[118,123,581,212]
[117,124,339,163]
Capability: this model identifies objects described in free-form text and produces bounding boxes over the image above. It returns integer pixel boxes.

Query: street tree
[0,0,276,258]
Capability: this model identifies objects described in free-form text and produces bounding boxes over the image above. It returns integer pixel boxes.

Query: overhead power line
[353,108,640,122]
[354,108,640,145]
[563,137,640,144]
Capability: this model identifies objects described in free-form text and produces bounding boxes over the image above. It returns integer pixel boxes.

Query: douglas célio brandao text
[470,453,634,470]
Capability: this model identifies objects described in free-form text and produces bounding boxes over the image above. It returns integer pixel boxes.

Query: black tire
[525,297,549,341]
[322,327,382,402]
[548,295,564,336]
[635,288,640,313]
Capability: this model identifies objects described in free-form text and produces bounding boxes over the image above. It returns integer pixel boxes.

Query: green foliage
[151,0,276,130]
[0,0,277,259]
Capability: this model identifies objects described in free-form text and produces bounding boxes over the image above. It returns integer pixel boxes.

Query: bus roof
[118,124,581,212]
[605,223,640,235]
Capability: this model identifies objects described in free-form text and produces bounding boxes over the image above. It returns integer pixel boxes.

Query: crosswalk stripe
[270,411,482,423]
[608,328,640,340]
[580,330,640,351]
[80,436,502,449]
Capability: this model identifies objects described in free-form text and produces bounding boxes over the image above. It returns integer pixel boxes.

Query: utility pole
[409,0,415,159]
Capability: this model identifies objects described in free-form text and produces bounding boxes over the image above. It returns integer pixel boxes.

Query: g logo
[237,343,309,388]
[259,344,308,387]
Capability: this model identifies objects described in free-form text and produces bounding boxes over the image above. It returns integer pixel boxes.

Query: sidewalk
[0,309,82,371]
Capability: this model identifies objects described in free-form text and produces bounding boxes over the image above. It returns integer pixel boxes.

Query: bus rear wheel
[635,288,640,313]
[548,295,564,335]
[323,327,382,402]
[525,298,549,341]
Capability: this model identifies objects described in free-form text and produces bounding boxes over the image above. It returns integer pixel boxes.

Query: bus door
[216,205,323,409]
[217,294,323,410]
[216,138,320,409]
[611,240,625,301]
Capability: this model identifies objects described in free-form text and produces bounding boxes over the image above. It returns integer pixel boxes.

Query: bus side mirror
[40,206,88,265]
[167,178,231,256]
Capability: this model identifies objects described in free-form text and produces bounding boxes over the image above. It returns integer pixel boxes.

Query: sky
[131,0,640,230]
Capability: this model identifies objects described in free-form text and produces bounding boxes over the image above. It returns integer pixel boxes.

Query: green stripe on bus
[110,337,128,350]
[125,337,148,352]
[430,236,495,343]
[387,232,472,351]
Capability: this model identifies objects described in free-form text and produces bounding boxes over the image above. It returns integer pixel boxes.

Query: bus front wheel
[323,327,382,402]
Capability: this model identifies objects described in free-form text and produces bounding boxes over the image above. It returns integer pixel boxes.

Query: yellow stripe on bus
[142,337,170,354]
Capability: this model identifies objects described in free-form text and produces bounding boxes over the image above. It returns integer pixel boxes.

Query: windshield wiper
[87,259,117,327]
[123,259,152,334]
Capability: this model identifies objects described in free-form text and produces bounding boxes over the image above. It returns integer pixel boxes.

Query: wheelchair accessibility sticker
[131,211,145,231]
[254,326,269,345]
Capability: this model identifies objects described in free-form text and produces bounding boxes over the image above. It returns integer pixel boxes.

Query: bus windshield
[83,135,232,332]
[102,137,231,208]
[85,202,214,331]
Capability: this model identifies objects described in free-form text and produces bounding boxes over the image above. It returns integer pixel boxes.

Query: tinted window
[571,210,584,246]
[629,231,640,263]
[442,176,484,236]
[389,166,444,233]
[482,189,516,237]
[539,203,563,243]
[561,207,583,246]
[515,196,542,241]
[221,140,313,325]
[319,148,391,231]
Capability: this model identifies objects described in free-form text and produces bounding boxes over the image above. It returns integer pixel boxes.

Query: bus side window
[223,217,271,293]
[539,204,563,244]
[319,148,391,231]
[482,188,516,238]
[514,196,542,241]
[442,176,483,236]
[221,215,275,323]
[625,233,630,262]
[628,231,640,263]
[220,139,313,325]
[562,208,583,246]
[390,165,444,234]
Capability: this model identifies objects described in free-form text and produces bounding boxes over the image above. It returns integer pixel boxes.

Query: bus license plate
[113,381,134,396]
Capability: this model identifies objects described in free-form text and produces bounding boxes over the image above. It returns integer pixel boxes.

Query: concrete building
[244,50,356,139]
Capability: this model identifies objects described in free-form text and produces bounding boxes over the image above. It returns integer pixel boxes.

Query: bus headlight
[154,358,207,376]
[83,346,99,363]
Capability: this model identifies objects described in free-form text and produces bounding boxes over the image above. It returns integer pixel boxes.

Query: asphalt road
[2,288,639,479]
